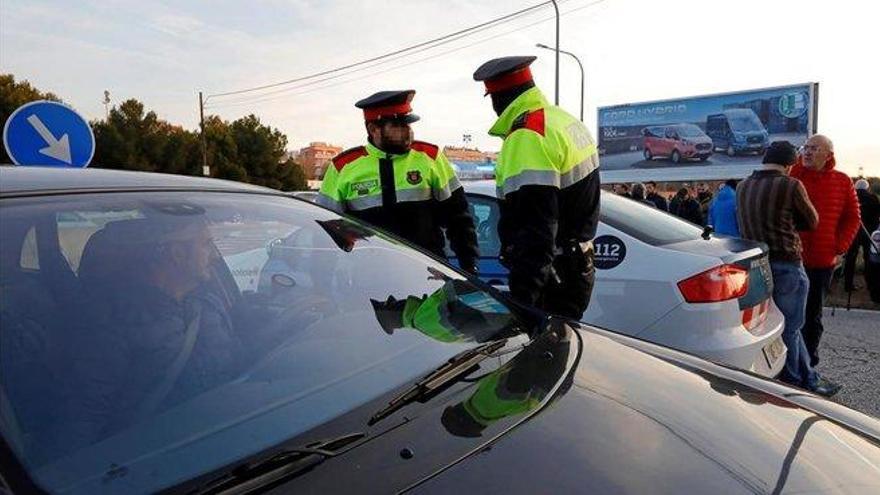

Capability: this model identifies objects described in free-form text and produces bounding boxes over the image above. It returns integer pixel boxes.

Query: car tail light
[742,299,770,334]
[678,264,749,303]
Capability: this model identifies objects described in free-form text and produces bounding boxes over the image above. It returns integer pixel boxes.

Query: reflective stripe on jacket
[318,142,478,267]
[490,87,599,198]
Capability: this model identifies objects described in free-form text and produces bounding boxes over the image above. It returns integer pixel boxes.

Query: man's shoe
[812,378,842,398]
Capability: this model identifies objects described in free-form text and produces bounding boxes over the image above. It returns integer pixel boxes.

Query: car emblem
[406,170,422,185]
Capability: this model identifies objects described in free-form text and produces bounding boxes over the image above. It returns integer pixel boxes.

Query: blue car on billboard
[705,108,769,157]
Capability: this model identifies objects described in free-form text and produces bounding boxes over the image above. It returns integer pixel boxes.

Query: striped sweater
[737,167,819,262]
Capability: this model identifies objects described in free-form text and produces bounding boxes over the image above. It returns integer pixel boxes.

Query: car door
[662,127,677,157]
[458,189,711,334]
[706,116,726,150]
[446,194,508,286]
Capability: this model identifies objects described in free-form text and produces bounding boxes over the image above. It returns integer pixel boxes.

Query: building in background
[299,142,343,180]
[443,146,497,180]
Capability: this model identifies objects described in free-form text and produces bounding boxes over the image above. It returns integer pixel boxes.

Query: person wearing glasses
[790,135,861,367]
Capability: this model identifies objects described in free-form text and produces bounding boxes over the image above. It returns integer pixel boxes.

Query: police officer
[472,56,601,318]
[318,90,479,274]
[441,322,570,438]
[370,268,514,343]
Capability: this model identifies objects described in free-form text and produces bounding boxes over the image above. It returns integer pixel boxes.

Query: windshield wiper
[368,339,508,426]
[190,432,366,495]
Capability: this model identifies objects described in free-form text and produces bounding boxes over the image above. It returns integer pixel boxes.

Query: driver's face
[189,229,216,281]
[172,227,215,283]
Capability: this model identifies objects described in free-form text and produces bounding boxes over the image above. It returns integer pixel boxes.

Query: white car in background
[455,180,787,378]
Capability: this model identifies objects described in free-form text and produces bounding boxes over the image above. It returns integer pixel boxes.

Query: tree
[2,74,306,191]
[92,99,201,174]
[227,114,305,191]
[0,74,60,163]
[204,115,247,183]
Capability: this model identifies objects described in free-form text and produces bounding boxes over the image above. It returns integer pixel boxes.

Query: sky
[2,0,878,176]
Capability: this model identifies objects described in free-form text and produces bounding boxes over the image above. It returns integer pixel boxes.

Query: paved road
[816,308,880,418]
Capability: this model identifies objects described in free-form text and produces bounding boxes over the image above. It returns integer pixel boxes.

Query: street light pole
[550,0,560,106]
[536,43,584,121]
[199,91,209,176]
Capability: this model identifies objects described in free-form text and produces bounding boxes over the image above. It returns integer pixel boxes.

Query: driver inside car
[66,212,245,448]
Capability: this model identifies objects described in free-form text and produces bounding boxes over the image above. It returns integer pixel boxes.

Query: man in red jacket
[791,135,861,366]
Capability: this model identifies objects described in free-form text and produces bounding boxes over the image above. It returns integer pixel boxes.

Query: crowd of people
[614,136,880,397]
[614,179,740,233]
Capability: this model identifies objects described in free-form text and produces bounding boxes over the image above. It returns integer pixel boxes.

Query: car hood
[120,321,879,495]
[415,326,880,494]
[683,135,713,144]
[735,130,768,138]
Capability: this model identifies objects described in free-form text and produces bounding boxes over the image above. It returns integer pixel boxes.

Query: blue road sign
[3,100,95,168]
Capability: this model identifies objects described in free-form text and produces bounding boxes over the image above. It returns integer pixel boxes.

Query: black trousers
[541,248,596,320]
[802,268,833,367]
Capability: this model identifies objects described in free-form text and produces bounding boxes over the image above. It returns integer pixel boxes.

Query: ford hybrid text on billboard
[597,83,818,182]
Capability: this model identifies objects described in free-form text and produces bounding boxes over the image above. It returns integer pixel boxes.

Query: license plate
[762,336,785,368]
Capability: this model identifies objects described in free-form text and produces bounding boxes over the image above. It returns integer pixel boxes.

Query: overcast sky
[2,0,878,176]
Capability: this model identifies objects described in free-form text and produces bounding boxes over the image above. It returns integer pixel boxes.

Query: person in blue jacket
[708,179,741,237]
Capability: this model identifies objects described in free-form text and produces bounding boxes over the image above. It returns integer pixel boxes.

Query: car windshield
[600,192,703,245]
[675,124,704,137]
[726,111,764,132]
[0,191,527,494]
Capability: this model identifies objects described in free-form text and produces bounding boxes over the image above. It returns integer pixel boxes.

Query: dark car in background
[706,108,770,156]
[2,167,879,495]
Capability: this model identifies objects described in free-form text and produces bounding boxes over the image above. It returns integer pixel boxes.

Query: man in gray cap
[472,56,601,318]
[67,211,245,445]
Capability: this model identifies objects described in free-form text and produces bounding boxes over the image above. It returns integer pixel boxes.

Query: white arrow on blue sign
[3,100,95,168]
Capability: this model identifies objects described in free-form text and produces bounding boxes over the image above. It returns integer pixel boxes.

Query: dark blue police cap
[355,90,420,123]
[473,56,537,95]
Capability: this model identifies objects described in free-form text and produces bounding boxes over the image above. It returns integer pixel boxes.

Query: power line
[205,4,541,107]
[207,0,606,110]
[205,1,555,101]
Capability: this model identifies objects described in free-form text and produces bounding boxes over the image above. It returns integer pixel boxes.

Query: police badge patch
[406,170,422,185]
[352,179,378,196]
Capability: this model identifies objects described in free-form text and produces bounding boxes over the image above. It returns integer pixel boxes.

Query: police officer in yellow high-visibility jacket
[473,57,601,318]
[318,90,479,274]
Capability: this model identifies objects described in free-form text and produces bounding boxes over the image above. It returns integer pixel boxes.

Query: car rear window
[599,192,702,245]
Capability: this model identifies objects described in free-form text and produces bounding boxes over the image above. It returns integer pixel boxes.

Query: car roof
[461,179,609,198]
[461,179,496,196]
[0,166,278,197]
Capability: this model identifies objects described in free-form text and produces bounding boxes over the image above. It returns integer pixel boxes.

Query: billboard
[597,83,818,183]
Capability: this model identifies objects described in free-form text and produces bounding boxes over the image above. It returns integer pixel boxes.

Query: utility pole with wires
[199,1,606,111]
[550,0,560,106]
[199,91,209,176]
[102,90,111,119]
